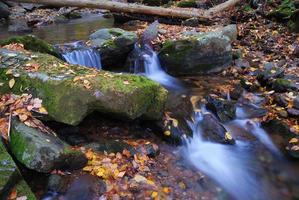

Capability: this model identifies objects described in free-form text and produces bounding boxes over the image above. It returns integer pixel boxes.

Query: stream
[1,15,299,200]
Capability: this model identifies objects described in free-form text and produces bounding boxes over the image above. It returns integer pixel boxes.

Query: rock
[206,95,266,122]
[206,95,236,123]
[199,113,235,144]
[230,84,244,100]
[273,93,289,107]
[216,24,238,42]
[257,66,285,85]
[53,14,68,23]
[159,30,232,76]
[0,141,36,200]
[61,174,106,200]
[235,58,250,69]
[262,119,298,159]
[85,140,159,157]
[271,78,299,92]
[89,28,138,70]
[182,18,200,27]
[8,19,32,33]
[0,35,61,58]
[0,48,168,125]
[241,79,261,92]
[287,108,299,117]
[47,174,66,192]
[294,95,299,109]
[85,140,131,154]
[64,11,82,19]
[9,118,87,173]
[0,1,10,19]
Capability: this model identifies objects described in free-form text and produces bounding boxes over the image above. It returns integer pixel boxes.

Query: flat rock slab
[0,48,168,125]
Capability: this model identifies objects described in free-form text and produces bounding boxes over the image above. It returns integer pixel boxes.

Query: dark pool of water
[0,14,114,44]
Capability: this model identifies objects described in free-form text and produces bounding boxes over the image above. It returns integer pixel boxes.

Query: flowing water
[58,41,102,69]
[132,44,182,90]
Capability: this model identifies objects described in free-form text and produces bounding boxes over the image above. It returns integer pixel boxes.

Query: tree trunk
[9,0,210,20]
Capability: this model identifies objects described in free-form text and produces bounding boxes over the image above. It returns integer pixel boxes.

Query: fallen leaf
[9,79,15,88]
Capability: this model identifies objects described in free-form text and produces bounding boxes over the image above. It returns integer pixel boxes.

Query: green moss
[15,180,36,200]
[9,124,35,167]
[177,0,197,8]
[267,0,295,20]
[0,35,60,58]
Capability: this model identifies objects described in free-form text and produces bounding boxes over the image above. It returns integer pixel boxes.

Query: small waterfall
[132,44,182,89]
[182,108,282,200]
[58,41,102,69]
[226,119,281,156]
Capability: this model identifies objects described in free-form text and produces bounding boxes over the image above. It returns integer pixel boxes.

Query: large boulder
[0,1,10,19]
[0,141,36,200]
[0,35,61,58]
[0,48,167,125]
[9,118,87,173]
[89,28,138,70]
[159,29,233,76]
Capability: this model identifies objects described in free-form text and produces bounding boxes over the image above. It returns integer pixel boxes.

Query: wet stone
[287,108,299,117]
[199,113,235,144]
[0,141,36,200]
[293,95,299,109]
[273,93,289,107]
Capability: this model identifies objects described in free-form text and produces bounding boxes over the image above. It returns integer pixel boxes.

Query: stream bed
[1,15,299,200]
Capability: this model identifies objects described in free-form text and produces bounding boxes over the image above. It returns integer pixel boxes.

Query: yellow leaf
[162,187,170,194]
[225,132,233,140]
[289,138,298,144]
[6,69,13,75]
[38,107,48,114]
[164,130,171,136]
[179,181,186,189]
[151,191,158,198]
[9,79,15,88]
[83,166,93,172]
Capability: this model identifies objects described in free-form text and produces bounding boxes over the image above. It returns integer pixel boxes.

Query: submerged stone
[159,29,233,76]
[9,118,87,173]
[0,48,168,125]
[0,141,36,200]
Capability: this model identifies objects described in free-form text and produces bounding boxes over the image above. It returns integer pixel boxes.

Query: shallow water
[0,14,114,44]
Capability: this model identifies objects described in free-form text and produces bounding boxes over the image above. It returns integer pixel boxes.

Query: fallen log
[9,0,210,20]
[205,0,242,16]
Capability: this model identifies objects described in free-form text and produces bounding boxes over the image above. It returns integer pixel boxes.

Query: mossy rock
[9,117,87,173]
[0,141,36,200]
[89,28,138,70]
[0,35,61,58]
[267,0,295,21]
[0,48,167,125]
[159,31,232,76]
